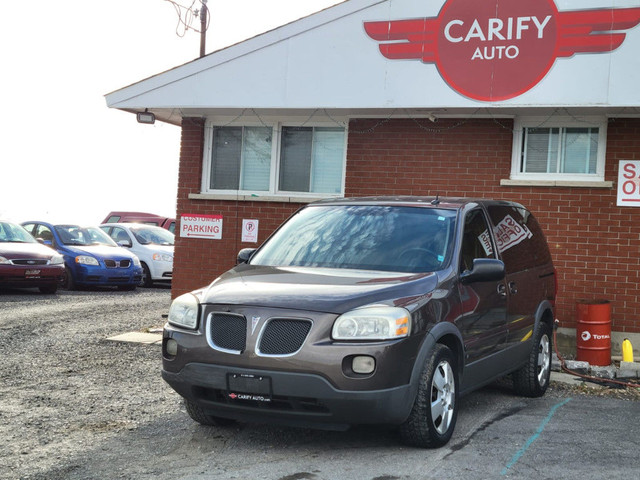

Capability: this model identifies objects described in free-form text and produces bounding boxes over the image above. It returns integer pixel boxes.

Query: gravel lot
[2,287,639,480]
[0,287,174,479]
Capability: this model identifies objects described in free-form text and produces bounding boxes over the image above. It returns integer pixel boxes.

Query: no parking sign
[242,219,259,243]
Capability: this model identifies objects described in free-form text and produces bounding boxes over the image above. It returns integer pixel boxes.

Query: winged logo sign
[364,0,640,101]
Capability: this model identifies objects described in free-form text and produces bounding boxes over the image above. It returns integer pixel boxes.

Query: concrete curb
[551,354,640,385]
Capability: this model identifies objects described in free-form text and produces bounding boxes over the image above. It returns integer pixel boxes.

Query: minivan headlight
[332,306,411,340]
[168,293,199,330]
[50,254,64,265]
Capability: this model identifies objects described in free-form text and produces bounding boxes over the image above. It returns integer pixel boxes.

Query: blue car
[22,221,143,290]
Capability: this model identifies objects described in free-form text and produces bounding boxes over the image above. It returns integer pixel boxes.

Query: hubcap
[537,334,551,387]
[431,360,455,435]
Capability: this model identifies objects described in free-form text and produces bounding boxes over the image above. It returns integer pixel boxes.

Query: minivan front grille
[208,313,247,353]
[258,319,312,356]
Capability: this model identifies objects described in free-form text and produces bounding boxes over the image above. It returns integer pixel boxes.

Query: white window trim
[201,118,348,200]
[509,116,608,183]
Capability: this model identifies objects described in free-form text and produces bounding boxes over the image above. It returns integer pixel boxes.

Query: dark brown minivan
[162,197,556,447]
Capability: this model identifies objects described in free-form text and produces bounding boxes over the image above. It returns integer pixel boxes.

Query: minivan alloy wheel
[513,321,552,397]
[537,333,550,387]
[431,359,455,435]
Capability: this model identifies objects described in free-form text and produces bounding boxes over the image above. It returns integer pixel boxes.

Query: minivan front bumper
[161,362,415,429]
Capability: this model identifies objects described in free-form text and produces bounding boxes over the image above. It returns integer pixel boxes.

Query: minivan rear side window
[487,206,551,273]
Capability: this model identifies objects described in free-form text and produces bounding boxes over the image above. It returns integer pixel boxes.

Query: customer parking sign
[180,214,223,239]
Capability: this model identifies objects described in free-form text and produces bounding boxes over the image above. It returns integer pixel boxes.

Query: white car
[100,223,173,287]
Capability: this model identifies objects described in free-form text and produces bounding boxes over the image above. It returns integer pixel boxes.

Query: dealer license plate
[227,373,272,402]
[25,269,41,277]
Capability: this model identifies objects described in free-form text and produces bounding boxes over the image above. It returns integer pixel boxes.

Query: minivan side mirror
[237,248,257,265]
[118,240,132,248]
[460,258,505,284]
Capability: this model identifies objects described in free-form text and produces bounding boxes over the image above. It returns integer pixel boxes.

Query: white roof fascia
[106,0,640,113]
[105,0,385,109]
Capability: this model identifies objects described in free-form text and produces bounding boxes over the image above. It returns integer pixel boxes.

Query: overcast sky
[0,0,342,225]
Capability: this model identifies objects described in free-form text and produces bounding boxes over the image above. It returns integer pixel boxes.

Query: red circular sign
[435,0,558,101]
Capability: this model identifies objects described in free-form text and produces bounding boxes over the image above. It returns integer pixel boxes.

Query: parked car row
[0,218,174,294]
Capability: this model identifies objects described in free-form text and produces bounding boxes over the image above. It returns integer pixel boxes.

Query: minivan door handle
[497,283,507,297]
[508,282,518,295]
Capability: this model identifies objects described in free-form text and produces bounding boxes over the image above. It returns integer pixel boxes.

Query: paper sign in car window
[478,230,494,256]
[493,215,533,253]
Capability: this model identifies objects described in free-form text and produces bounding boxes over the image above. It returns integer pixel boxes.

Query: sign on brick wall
[617,160,640,206]
[241,219,259,243]
[180,214,223,239]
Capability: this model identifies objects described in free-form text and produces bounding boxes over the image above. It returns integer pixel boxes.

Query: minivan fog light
[166,338,178,356]
[352,355,375,374]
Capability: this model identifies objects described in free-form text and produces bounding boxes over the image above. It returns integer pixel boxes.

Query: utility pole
[199,0,208,57]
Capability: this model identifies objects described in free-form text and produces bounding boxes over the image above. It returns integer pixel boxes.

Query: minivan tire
[513,320,552,398]
[400,344,459,448]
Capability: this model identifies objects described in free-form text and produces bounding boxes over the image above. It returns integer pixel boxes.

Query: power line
[164,0,210,37]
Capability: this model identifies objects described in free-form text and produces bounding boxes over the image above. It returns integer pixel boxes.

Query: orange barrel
[576,299,611,366]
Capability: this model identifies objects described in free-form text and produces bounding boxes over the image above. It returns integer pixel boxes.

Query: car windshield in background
[54,226,118,247]
[250,205,457,273]
[0,222,36,243]
[130,227,175,246]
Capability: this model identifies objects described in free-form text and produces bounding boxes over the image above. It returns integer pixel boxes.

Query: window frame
[202,119,348,199]
[510,116,608,183]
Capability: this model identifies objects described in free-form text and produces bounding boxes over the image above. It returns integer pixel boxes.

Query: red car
[0,220,65,294]
[102,212,176,234]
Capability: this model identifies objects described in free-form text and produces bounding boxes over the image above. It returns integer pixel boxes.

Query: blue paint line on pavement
[500,398,572,476]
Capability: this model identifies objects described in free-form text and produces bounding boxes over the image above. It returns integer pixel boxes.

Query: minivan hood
[201,265,438,314]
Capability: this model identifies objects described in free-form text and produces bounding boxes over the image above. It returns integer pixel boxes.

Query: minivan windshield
[250,205,456,273]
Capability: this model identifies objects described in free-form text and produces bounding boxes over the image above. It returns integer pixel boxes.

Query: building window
[511,117,607,182]
[210,126,272,191]
[279,127,345,194]
[205,123,346,197]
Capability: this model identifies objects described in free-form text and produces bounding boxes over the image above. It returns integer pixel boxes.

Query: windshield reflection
[0,222,36,243]
[251,205,456,273]
[130,226,175,246]
[55,226,118,247]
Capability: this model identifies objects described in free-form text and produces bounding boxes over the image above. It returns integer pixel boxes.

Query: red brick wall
[172,117,640,334]
[172,118,301,297]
